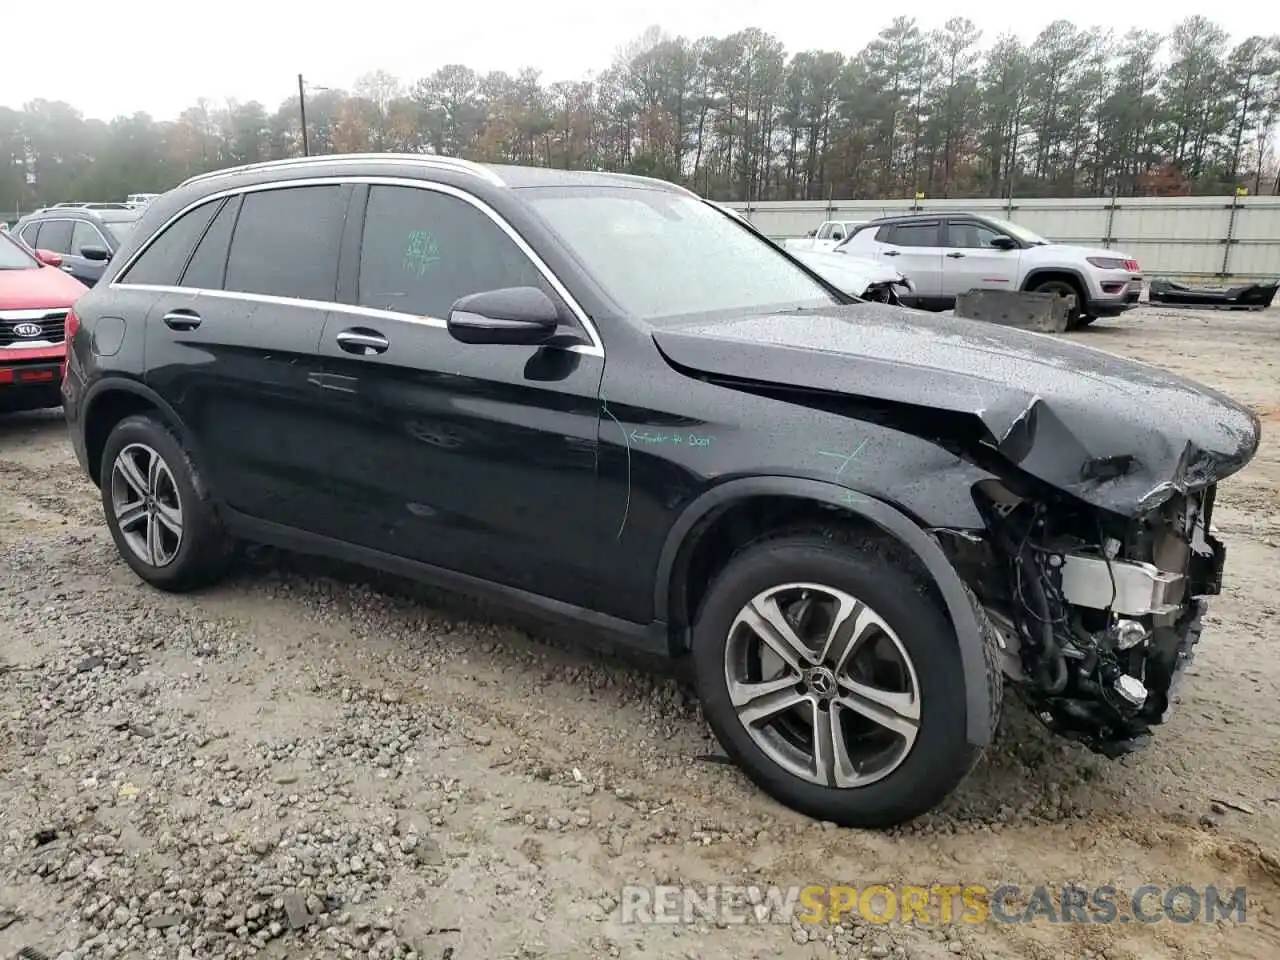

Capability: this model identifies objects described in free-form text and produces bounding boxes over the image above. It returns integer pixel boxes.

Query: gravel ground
[2,305,1279,960]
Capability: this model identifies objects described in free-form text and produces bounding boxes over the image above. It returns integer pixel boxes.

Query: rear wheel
[690,529,990,828]
[100,414,233,592]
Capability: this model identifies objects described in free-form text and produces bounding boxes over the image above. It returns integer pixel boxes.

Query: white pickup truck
[781,220,867,253]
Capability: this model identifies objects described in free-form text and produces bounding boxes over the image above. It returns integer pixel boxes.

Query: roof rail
[179,153,505,189]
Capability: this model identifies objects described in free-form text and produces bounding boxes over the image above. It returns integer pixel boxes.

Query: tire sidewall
[691,537,975,826]
[99,415,212,588]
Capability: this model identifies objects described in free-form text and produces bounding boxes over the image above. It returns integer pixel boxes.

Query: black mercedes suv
[61,154,1260,828]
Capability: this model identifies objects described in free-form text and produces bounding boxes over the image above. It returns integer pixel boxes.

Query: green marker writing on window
[402,229,441,277]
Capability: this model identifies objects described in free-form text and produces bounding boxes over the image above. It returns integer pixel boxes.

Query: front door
[141,184,352,528]
[939,219,1021,297]
[309,182,602,608]
[67,220,112,286]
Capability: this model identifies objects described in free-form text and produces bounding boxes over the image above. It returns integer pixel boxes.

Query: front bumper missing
[1059,553,1186,616]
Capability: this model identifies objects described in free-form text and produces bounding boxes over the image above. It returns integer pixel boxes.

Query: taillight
[1125,259,1140,272]
[61,308,79,380]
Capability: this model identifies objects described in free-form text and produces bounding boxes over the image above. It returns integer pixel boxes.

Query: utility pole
[297,73,310,157]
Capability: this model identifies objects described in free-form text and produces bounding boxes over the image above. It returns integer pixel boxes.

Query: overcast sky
[7,1,1279,122]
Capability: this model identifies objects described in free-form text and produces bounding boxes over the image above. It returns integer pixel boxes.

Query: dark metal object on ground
[1149,279,1278,311]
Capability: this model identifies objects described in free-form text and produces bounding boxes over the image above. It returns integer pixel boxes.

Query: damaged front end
[947,478,1227,757]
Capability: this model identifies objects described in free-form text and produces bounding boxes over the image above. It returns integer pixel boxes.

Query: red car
[1,229,88,413]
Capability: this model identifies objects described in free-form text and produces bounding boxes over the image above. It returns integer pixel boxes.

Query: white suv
[838,213,1143,329]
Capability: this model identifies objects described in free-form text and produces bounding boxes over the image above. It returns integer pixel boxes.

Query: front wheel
[1030,278,1085,329]
[690,530,991,828]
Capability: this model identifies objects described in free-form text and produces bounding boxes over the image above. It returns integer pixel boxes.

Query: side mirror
[989,236,1017,251]
[807,229,817,237]
[80,245,110,261]
[34,249,63,267]
[447,286,559,346]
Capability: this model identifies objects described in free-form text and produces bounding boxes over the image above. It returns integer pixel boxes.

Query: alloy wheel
[109,442,184,567]
[723,582,921,789]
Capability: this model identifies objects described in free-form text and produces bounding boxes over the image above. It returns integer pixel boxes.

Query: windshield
[103,220,137,244]
[0,231,38,269]
[522,186,840,323]
[985,217,1050,246]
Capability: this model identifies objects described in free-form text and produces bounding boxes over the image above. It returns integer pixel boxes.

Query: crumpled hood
[653,301,1261,516]
[791,249,907,294]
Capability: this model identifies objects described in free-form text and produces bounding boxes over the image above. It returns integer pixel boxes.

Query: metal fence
[723,196,1280,281]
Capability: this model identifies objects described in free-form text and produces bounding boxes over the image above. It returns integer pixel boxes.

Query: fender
[80,376,209,482]
[654,476,995,748]
[1021,266,1090,295]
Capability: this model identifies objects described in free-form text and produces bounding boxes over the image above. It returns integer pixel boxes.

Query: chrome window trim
[110,175,604,359]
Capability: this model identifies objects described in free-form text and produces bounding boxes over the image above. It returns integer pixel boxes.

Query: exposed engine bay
[947,479,1226,757]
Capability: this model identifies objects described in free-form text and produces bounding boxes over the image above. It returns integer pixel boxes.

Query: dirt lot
[2,305,1279,960]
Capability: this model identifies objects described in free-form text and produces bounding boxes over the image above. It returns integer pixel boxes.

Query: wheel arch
[1022,266,1091,300]
[654,476,996,748]
[81,378,198,487]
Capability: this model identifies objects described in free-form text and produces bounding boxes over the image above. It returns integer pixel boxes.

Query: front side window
[357,185,543,319]
[117,199,222,287]
[947,221,1006,249]
[70,220,106,256]
[223,185,347,302]
[523,186,840,324]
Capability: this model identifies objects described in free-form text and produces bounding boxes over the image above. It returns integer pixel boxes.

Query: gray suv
[12,207,142,286]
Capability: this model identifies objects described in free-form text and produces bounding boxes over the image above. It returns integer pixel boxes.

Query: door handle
[60,263,75,272]
[163,309,202,330]
[946,252,966,259]
[336,328,389,355]
[882,249,900,257]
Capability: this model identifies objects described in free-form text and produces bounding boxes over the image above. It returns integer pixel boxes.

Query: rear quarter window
[117,199,223,287]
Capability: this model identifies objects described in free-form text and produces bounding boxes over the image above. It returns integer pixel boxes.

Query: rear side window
[180,197,240,290]
[223,186,347,302]
[118,199,222,286]
[886,222,941,247]
[34,220,73,254]
[19,223,40,248]
[357,185,542,319]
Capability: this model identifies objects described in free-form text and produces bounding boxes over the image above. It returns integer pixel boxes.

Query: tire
[690,528,995,828]
[1075,315,1097,328]
[99,413,233,592]
[1030,278,1086,329]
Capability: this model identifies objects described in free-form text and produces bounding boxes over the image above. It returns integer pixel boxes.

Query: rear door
[308,181,603,607]
[877,220,944,297]
[25,219,81,280]
[939,218,1021,297]
[142,183,351,528]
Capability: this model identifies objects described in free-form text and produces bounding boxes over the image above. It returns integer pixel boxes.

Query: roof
[178,153,694,196]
